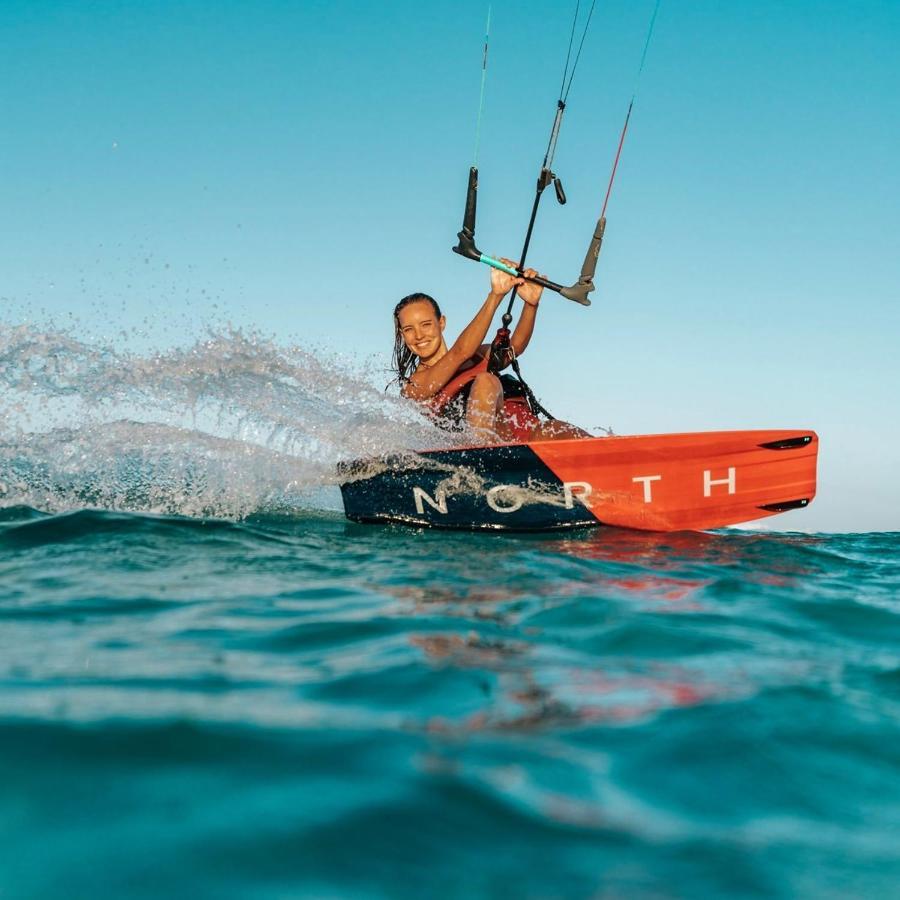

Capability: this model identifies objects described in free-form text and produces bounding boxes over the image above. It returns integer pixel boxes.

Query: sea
[1,325,898,899]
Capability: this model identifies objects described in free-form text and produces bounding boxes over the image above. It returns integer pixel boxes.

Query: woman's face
[398,300,446,362]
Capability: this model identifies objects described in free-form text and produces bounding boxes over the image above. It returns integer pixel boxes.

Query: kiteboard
[338,430,818,532]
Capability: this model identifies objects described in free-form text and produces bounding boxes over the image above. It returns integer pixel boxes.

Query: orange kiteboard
[338,430,818,532]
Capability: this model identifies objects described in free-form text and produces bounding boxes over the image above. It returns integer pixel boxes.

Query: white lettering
[632,475,662,503]
[413,486,448,515]
[563,481,592,509]
[486,485,524,513]
[703,467,736,497]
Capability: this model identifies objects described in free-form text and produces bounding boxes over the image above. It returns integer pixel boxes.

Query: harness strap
[508,353,555,420]
[428,356,489,415]
[487,327,556,420]
[429,326,556,421]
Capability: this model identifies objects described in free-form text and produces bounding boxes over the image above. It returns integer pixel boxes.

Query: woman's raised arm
[509,268,543,358]
[403,262,522,400]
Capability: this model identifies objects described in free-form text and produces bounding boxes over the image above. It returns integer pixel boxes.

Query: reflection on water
[388,528,829,739]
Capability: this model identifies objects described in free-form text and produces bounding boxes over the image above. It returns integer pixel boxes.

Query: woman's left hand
[489,258,524,297]
[518,269,544,307]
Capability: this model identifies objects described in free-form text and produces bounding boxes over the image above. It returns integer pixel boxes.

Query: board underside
[338,430,819,532]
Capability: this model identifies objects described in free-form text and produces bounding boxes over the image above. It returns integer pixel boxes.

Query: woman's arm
[402,290,503,399]
[510,268,543,357]
[403,262,522,400]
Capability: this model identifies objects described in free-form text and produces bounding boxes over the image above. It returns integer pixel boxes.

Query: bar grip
[477,254,571,298]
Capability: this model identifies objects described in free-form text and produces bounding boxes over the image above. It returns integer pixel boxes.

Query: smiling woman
[390,264,588,443]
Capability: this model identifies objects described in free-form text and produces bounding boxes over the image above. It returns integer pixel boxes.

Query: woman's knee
[470,372,501,397]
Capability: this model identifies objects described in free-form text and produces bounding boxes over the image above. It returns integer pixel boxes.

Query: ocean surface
[2,326,899,898]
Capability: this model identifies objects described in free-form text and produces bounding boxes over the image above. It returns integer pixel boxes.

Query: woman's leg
[466,376,591,443]
[466,372,505,441]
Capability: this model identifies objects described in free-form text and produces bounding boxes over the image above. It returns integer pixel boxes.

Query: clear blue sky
[1,0,898,531]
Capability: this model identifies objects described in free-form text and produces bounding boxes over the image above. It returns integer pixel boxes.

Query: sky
[1,0,898,532]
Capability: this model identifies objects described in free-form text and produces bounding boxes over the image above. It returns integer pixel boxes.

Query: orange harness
[428,357,489,416]
[427,356,542,442]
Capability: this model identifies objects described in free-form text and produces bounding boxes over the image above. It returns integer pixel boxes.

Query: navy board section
[338,444,601,531]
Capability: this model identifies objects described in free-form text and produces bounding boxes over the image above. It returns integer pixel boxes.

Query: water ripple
[0,509,898,898]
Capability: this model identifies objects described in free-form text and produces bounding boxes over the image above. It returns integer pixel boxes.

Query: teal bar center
[479,254,519,277]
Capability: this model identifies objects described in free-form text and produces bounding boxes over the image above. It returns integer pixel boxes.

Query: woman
[391,260,588,443]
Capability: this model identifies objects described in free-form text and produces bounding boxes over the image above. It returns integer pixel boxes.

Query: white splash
[0,323,455,518]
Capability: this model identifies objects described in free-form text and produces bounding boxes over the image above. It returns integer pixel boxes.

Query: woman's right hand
[489,258,524,297]
[518,268,544,307]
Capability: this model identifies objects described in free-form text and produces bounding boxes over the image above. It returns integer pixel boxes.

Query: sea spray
[0,323,456,517]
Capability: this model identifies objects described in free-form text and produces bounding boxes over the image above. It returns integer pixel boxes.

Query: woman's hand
[489,258,524,297]
[518,268,544,307]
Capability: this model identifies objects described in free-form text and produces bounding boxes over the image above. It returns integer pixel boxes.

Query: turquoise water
[2,326,899,897]
[1,511,898,898]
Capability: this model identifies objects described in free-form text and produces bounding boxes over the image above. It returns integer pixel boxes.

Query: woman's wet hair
[390,293,442,387]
